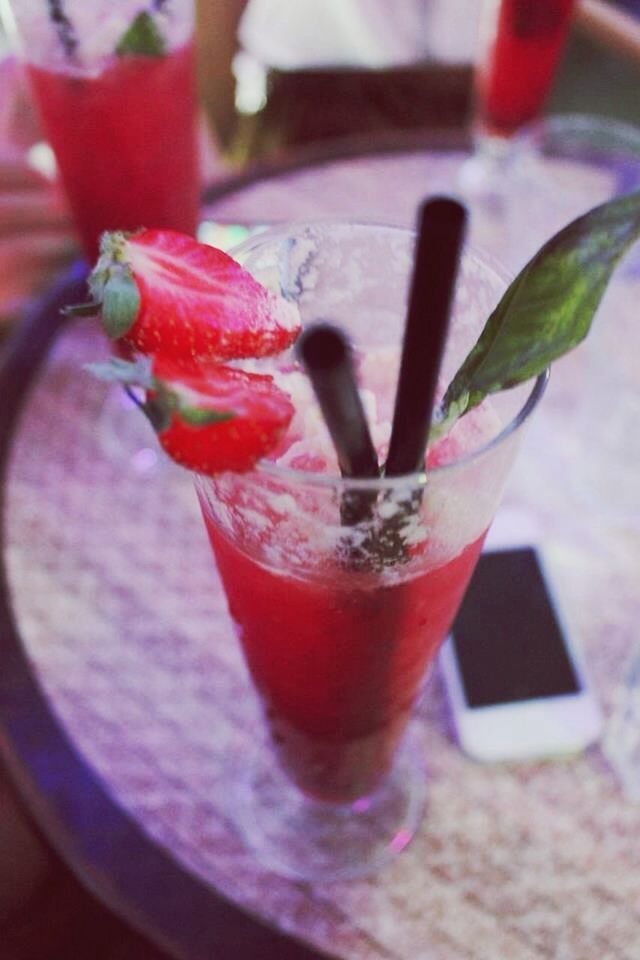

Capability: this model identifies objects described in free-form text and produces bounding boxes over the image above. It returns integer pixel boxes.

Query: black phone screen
[450,548,581,708]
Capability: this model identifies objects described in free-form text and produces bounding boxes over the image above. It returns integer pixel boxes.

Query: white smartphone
[439,547,602,762]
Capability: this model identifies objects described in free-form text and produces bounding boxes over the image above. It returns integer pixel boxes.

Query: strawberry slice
[87,355,295,474]
[87,229,301,365]
[86,355,294,473]
[146,357,295,475]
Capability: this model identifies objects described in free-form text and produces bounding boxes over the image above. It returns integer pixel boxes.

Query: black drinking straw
[297,201,467,568]
[385,197,468,477]
[47,0,78,59]
[296,323,379,483]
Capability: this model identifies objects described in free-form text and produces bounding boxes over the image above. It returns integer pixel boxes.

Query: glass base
[97,385,167,475]
[458,133,513,199]
[230,728,427,881]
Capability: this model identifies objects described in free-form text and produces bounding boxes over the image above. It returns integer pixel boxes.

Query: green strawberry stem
[87,232,141,339]
[63,301,101,318]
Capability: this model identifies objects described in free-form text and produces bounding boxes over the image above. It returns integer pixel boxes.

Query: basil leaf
[116,11,166,57]
[439,189,640,424]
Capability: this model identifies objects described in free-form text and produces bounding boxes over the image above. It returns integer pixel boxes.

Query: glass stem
[459,129,515,202]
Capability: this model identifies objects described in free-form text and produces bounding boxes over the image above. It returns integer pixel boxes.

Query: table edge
[202,128,470,209]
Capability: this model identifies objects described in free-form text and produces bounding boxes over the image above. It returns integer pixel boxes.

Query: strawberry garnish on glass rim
[79,228,301,365]
[88,355,295,475]
[75,228,302,475]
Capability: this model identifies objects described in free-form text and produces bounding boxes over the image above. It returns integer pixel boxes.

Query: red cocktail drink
[27,44,199,261]
[193,222,545,879]
[203,514,485,803]
[477,0,576,138]
[6,1,199,261]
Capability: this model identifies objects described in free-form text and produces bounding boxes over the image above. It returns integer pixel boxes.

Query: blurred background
[2,1,640,957]
[2,0,640,335]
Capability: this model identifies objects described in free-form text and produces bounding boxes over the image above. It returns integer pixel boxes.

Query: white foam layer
[220,344,514,580]
[248,343,502,477]
[11,1,193,71]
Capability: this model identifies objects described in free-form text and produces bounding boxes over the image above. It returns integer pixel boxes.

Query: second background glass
[1,0,201,262]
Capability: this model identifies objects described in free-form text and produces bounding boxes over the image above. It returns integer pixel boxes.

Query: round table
[2,141,640,960]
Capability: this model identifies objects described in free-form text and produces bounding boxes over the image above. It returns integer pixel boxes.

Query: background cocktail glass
[194,222,547,880]
[460,0,577,201]
[0,0,202,467]
[0,0,200,262]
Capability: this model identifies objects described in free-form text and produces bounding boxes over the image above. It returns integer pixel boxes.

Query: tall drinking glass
[194,222,547,880]
[461,0,576,196]
[1,0,200,261]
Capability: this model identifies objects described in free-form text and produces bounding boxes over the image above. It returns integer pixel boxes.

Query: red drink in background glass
[4,0,199,262]
[477,0,576,138]
[27,42,199,262]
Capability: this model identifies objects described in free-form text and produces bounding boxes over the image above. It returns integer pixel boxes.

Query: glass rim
[250,371,548,492]
[226,219,549,493]
[512,112,640,153]
[228,215,516,293]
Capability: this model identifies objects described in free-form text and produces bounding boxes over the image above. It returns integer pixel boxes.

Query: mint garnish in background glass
[115,10,167,57]
[44,2,168,61]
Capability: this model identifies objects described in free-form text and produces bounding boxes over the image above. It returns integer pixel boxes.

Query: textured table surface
[4,146,640,959]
